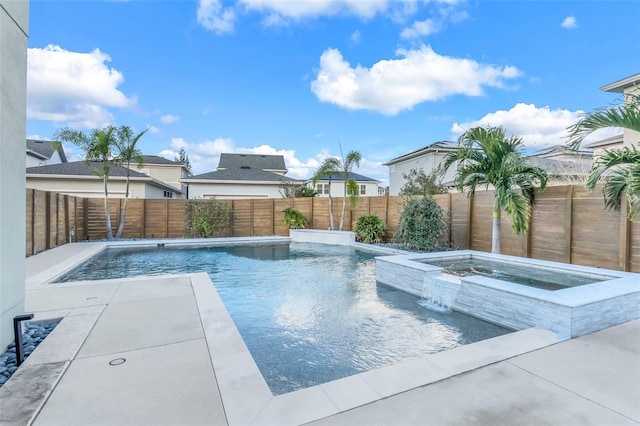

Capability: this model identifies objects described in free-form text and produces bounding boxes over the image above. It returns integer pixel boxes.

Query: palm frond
[567,94,640,150]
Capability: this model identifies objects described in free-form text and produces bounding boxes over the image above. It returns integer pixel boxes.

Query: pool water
[58,243,512,394]
[421,257,612,291]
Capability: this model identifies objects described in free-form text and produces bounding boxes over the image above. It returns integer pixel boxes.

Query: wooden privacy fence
[25,186,640,272]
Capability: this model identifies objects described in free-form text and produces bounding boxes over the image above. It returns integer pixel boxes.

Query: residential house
[27,161,181,199]
[585,73,640,155]
[182,153,303,199]
[26,139,67,167]
[383,141,458,196]
[132,155,189,196]
[311,172,380,197]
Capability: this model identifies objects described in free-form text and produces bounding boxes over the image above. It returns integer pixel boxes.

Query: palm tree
[54,125,118,240]
[567,94,640,219]
[113,126,148,239]
[438,126,548,254]
[338,150,362,231]
[312,157,341,230]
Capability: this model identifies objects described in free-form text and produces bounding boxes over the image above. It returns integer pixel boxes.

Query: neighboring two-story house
[585,73,640,155]
[182,153,303,199]
[310,172,380,198]
[383,141,458,196]
[26,161,182,199]
[133,155,189,195]
[26,139,67,167]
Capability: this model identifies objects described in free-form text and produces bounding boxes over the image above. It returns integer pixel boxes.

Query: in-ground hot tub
[376,250,640,339]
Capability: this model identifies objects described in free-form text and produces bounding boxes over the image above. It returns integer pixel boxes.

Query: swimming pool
[57,242,511,395]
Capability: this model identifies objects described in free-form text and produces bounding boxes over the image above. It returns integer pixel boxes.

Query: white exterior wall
[136,164,184,192]
[187,182,287,199]
[387,152,457,195]
[26,177,177,199]
[314,180,379,197]
[1,0,28,350]
[26,153,45,167]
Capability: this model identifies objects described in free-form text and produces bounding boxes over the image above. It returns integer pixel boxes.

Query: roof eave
[600,73,640,93]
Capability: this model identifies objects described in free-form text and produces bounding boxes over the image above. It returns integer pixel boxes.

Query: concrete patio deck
[1,242,638,425]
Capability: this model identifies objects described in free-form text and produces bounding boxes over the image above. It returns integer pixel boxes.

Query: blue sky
[26,0,639,184]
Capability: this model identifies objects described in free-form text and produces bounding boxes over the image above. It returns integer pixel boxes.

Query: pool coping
[20,238,563,425]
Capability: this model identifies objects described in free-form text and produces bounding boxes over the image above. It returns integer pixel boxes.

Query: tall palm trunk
[103,174,114,240]
[339,198,346,231]
[115,174,131,239]
[491,198,500,254]
[328,180,335,230]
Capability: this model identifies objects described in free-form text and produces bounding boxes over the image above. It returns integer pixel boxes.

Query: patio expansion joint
[505,360,639,424]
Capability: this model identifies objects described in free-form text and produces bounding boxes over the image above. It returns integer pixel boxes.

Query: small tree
[54,125,118,240]
[312,157,341,230]
[438,126,548,254]
[113,126,148,239]
[175,147,192,175]
[393,197,449,251]
[399,169,448,196]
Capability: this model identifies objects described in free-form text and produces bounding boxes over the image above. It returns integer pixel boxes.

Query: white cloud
[157,137,386,181]
[27,44,135,129]
[561,15,578,30]
[197,0,462,32]
[160,114,180,124]
[197,0,236,34]
[311,45,522,115]
[241,0,390,22]
[148,125,162,135]
[349,30,361,46]
[400,18,443,38]
[450,103,586,148]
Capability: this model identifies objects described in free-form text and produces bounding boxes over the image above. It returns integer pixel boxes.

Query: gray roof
[142,155,182,165]
[27,161,149,177]
[314,172,379,182]
[528,145,592,157]
[526,157,588,174]
[26,139,67,162]
[218,153,287,171]
[383,141,457,166]
[185,168,299,182]
[27,161,182,193]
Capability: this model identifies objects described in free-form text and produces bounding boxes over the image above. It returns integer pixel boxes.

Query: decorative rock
[0,367,6,374]
[7,366,18,374]
[0,376,7,385]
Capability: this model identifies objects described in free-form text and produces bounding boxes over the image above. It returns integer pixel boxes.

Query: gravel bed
[0,319,62,388]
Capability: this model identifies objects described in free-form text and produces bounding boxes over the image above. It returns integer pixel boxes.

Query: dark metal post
[13,314,34,366]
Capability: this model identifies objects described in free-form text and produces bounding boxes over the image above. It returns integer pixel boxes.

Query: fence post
[619,194,631,272]
[565,186,573,264]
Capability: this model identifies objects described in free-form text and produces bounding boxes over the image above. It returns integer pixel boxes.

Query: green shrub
[354,214,387,243]
[184,198,232,238]
[393,196,449,251]
[282,207,308,229]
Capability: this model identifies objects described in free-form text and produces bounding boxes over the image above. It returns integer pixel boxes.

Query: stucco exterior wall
[187,182,286,199]
[26,177,177,199]
[387,152,457,195]
[1,0,28,350]
[314,180,379,198]
[137,164,184,191]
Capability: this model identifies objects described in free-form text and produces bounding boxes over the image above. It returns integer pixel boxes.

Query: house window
[316,183,330,194]
[163,191,173,198]
[360,184,366,195]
